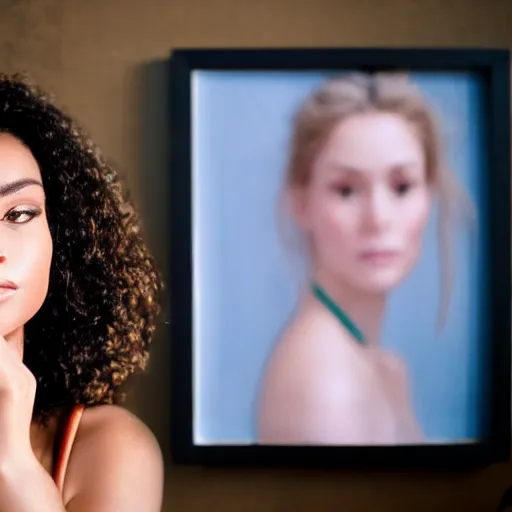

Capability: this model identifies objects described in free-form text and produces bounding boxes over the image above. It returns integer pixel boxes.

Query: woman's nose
[364,190,393,231]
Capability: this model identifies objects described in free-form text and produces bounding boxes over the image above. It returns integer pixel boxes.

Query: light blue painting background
[192,70,487,444]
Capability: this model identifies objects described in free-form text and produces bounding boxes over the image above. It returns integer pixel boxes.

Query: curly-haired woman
[0,74,164,510]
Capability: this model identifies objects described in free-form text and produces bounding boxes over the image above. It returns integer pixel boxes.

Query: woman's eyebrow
[0,178,43,197]
[328,160,421,174]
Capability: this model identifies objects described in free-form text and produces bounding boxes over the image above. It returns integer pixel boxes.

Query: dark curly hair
[0,73,164,421]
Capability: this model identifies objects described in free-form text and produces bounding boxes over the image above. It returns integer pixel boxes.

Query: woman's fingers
[0,334,21,357]
[0,335,36,402]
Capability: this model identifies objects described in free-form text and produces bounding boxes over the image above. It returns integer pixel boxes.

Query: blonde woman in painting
[257,72,472,446]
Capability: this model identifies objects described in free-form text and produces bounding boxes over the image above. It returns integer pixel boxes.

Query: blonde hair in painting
[278,71,475,330]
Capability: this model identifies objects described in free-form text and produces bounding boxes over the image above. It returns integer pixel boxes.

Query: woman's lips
[0,281,18,303]
[359,250,400,265]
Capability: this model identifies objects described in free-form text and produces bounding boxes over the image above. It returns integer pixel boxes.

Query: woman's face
[0,133,52,355]
[294,111,431,295]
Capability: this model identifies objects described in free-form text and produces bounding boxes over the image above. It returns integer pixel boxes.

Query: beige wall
[1,0,511,510]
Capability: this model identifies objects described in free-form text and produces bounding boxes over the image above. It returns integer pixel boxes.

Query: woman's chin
[350,268,407,295]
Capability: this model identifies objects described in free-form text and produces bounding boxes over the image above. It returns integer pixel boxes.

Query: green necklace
[311,282,366,345]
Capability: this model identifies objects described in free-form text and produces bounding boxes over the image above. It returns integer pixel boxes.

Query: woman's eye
[395,182,413,195]
[3,207,41,224]
[338,185,355,198]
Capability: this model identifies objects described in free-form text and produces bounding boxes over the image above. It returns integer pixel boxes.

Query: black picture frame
[169,47,511,468]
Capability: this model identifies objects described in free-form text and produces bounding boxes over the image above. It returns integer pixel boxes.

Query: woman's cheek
[312,208,353,269]
[18,227,53,310]
[409,193,431,241]
[401,193,430,267]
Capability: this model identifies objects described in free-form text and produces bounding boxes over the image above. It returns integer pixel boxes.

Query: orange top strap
[53,404,85,496]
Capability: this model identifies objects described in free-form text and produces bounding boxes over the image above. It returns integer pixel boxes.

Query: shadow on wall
[125,58,173,467]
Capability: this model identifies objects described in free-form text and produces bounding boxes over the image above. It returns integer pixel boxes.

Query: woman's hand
[0,335,66,512]
[0,335,163,511]
[0,335,37,472]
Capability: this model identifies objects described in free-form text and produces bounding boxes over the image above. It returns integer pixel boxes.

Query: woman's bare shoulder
[262,311,371,386]
[62,404,164,511]
[257,321,381,445]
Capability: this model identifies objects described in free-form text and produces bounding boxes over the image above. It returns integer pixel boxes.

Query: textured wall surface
[1,0,511,510]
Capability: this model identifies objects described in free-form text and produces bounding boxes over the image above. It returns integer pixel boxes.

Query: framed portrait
[169,47,511,468]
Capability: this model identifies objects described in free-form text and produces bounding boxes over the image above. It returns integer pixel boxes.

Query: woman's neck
[307,269,387,347]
